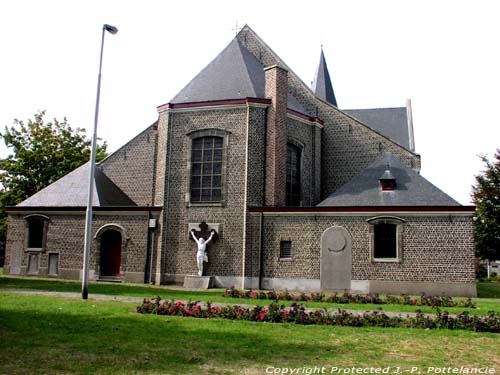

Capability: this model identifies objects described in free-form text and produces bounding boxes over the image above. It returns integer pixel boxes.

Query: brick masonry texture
[287,118,318,206]
[265,66,288,206]
[5,213,150,280]
[157,107,250,277]
[246,214,475,283]
[100,125,157,206]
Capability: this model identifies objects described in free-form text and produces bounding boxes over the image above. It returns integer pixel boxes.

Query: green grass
[477,282,500,298]
[1,275,500,315]
[0,292,499,375]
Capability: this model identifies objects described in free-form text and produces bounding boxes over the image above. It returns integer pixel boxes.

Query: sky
[1,0,499,205]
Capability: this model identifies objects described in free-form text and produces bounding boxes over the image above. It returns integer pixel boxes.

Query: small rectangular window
[280,241,292,259]
[28,219,44,248]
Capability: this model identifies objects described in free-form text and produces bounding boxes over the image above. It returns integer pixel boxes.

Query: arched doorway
[99,230,122,277]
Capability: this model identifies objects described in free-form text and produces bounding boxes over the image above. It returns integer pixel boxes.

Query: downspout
[154,110,173,285]
[241,102,251,290]
[148,212,155,284]
[258,211,264,290]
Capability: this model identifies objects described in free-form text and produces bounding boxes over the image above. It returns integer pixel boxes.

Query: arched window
[25,215,49,251]
[190,136,223,202]
[286,143,301,206]
[366,216,405,262]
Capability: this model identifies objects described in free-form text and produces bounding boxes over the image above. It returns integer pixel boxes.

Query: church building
[4,25,476,296]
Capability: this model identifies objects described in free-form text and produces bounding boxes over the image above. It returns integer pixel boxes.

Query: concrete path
[1,288,441,318]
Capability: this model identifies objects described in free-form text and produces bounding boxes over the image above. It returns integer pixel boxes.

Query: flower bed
[137,297,499,333]
[222,287,477,308]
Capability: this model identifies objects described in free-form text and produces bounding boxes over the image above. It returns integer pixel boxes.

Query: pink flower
[185,309,191,315]
[257,313,266,320]
[176,301,186,307]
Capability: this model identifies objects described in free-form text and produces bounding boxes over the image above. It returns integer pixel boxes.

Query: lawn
[1,274,500,315]
[0,292,499,375]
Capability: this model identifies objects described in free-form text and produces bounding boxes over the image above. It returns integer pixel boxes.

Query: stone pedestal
[183,275,214,289]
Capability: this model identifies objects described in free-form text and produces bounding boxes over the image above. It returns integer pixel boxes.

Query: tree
[0,111,107,241]
[472,149,500,262]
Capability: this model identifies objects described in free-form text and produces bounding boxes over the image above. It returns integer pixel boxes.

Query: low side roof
[344,108,410,149]
[17,163,136,207]
[318,153,460,207]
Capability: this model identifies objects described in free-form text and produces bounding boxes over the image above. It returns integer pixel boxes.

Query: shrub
[223,288,476,309]
[137,298,499,333]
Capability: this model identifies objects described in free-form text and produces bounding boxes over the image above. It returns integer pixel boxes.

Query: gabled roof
[171,38,264,103]
[170,36,311,115]
[312,48,337,106]
[17,163,136,207]
[318,153,460,207]
[344,108,410,150]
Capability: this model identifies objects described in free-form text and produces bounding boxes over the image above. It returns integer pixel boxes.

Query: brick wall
[100,125,157,206]
[287,117,317,206]
[5,212,151,281]
[247,213,475,283]
[157,107,251,278]
[264,65,288,206]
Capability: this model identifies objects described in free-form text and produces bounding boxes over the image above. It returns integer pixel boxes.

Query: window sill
[372,258,401,263]
[279,257,293,262]
[25,247,43,253]
[187,202,225,208]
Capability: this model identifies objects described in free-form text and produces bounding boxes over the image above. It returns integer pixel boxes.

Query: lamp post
[82,24,118,300]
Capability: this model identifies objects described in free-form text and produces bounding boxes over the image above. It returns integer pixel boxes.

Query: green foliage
[0,111,107,241]
[472,150,500,261]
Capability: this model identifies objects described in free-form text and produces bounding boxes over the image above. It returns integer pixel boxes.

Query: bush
[137,298,499,333]
[222,288,476,309]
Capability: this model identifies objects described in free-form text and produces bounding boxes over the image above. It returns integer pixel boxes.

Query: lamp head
[103,24,118,34]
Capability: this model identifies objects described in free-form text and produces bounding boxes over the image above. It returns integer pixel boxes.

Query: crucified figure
[190,229,215,277]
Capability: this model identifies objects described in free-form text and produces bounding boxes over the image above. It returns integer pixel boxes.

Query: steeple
[312,47,337,106]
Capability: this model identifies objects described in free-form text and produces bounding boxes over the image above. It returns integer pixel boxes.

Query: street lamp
[82,24,118,300]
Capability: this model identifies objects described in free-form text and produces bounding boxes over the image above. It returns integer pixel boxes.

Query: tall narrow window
[374,223,397,258]
[286,144,301,206]
[25,215,48,251]
[191,136,223,202]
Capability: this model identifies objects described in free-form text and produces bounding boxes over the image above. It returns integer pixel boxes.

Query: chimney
[406,98,415,152]
[264,64,288,206]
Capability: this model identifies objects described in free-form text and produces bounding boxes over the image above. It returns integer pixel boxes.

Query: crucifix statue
[190,222,218,277]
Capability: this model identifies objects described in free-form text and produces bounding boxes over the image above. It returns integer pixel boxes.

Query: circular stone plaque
[328,230,346,252]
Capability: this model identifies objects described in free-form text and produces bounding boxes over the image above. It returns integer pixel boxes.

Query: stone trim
[367,216,405,263]
[94,223,130,281]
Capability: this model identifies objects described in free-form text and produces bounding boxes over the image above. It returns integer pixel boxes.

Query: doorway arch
[95,224,129,279]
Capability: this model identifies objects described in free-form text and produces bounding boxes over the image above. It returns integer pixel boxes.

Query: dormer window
[379,168,396,191]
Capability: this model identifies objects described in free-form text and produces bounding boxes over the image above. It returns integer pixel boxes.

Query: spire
[312,47,337,106]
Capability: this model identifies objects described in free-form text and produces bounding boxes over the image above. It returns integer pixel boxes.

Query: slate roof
[17,163,136,207]
[312,48,337,106]
[170,37,311,115]
[318,153,460,207]
[344,107,410,150]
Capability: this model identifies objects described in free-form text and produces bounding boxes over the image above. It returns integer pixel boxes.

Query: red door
[100,230,122,277]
